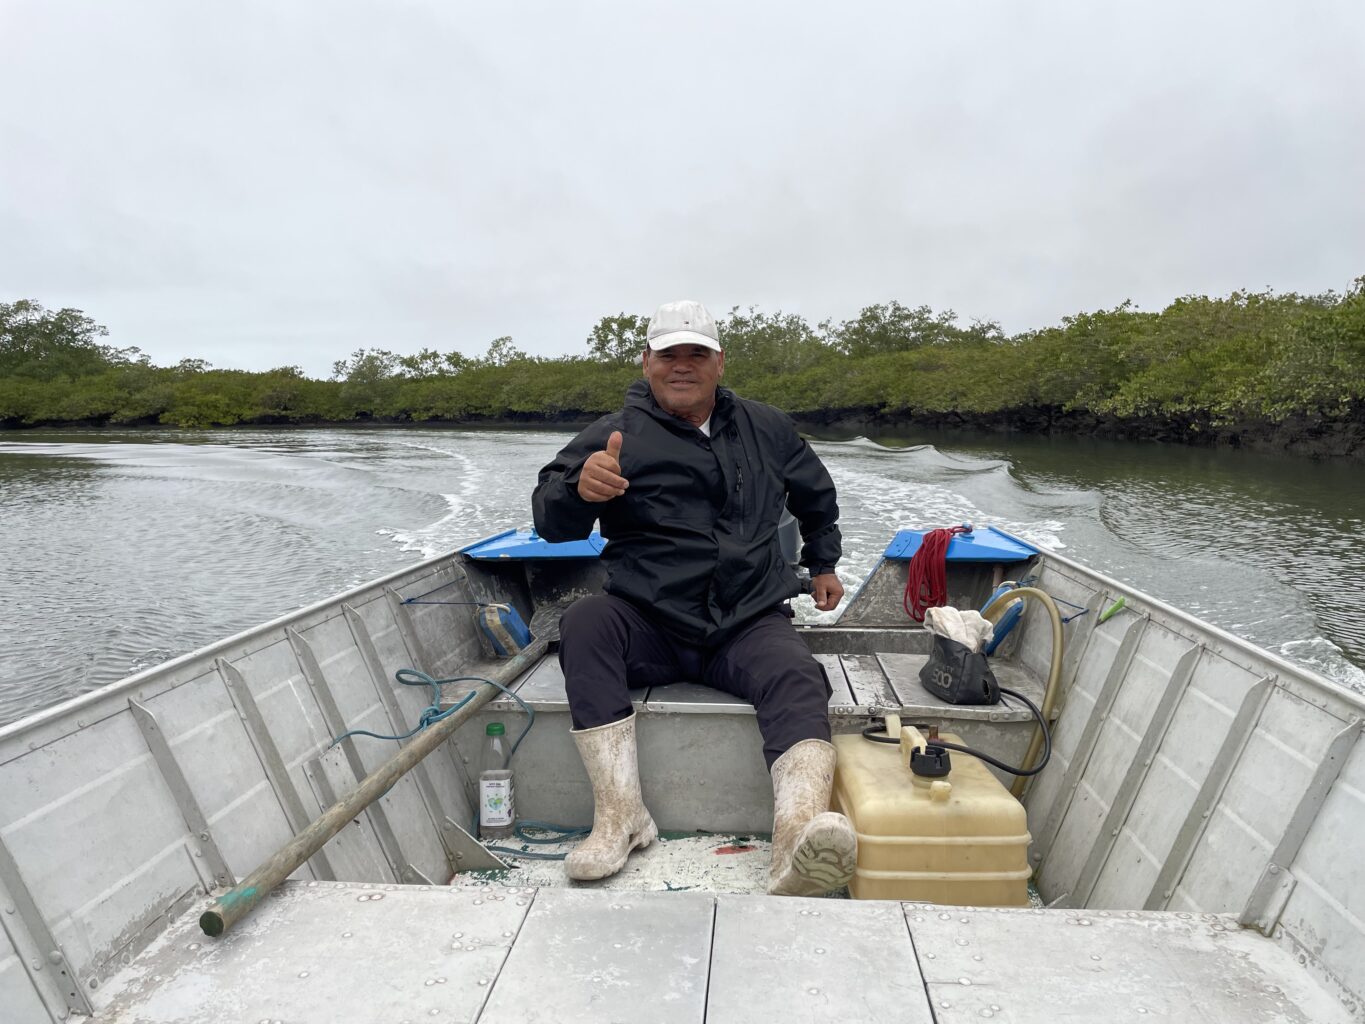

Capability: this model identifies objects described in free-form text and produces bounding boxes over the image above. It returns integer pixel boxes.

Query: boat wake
[377,492,470,559]
[1280,638,1365,694]
[375,444,500,558]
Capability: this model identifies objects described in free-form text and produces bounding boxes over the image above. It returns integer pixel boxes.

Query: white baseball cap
[646,300,722,352]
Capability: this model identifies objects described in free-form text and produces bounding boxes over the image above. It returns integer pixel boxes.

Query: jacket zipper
[735,463,745,532]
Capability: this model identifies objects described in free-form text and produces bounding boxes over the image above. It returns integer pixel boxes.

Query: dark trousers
[557,594,832,769]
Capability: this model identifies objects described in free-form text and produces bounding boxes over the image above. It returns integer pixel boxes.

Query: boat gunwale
[999,529,1365,720]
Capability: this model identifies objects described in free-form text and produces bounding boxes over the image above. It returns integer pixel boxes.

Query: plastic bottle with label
[478,722,515,840]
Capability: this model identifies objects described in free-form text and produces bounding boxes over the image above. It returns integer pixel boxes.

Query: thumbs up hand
[578,430,630,502]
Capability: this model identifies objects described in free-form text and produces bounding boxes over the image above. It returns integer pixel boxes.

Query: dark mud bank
[7,405,1363,459]
[792,404,1365,459]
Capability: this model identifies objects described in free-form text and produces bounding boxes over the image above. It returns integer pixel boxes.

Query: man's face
[642,344,725,421]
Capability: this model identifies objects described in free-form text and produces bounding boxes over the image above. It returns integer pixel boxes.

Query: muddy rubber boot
[565,713,658,881]
[767,738,857,896]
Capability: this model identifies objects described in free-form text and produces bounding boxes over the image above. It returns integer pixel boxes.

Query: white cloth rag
[922,606,995,654]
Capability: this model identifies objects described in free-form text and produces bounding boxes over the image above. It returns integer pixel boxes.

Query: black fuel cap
[910,744,952,778]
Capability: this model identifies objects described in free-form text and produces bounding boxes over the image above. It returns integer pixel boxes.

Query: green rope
[487,821,594,861]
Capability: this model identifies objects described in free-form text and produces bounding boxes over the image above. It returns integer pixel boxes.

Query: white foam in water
[828,464,1067,553]
[379,444,498,558]
[389,438,474,459]
[382,493,468,559]
[1279,638,1365,695]
[1002,520,1066,552]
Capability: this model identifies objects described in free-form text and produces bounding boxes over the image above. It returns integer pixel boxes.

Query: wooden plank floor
[92,882,1351,1024]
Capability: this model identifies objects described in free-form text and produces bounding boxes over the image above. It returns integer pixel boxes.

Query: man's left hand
[811,573,844,612]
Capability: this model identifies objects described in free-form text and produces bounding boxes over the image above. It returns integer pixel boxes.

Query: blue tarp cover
[882,525,1037,563]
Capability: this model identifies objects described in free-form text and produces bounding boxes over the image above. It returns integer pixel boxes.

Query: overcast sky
[3,1,1363,377]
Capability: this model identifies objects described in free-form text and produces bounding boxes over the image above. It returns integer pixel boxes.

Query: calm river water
[1,427,1362,726]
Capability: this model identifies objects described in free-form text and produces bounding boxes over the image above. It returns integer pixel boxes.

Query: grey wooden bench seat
[465,650,1046,724]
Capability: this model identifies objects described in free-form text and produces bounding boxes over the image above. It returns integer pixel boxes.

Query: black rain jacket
[532,380,841,646]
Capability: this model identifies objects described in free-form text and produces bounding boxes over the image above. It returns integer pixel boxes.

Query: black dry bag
[919,634,1000,706]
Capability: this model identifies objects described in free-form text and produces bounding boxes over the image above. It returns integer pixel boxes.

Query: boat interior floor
[93,881,1352,1024]
[456,830,780,895]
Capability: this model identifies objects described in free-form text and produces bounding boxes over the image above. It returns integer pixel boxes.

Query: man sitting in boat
[532,299,856,896]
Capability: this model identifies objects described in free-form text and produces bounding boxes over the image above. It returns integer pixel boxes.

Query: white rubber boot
[565,713,658,881]
[767,739,858,896]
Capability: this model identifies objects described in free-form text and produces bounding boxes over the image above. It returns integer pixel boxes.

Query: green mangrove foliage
[2,284,1363,431]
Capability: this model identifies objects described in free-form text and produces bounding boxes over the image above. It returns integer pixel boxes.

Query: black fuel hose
[860,685,1052,777]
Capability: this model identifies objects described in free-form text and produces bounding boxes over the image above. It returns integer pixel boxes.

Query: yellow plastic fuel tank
[832,723,1032,905]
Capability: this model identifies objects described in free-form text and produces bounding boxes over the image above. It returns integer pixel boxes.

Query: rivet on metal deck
[91,883,1351,1024]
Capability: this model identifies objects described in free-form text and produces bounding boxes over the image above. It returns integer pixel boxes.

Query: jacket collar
[626,379,734,431]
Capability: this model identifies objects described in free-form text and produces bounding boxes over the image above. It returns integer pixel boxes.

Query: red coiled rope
[903,525,972,621]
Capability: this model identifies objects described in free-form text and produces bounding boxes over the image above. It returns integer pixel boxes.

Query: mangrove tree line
[2,284,1363,441]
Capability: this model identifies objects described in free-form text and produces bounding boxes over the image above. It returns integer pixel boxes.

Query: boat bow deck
[91,881,1350,1024]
